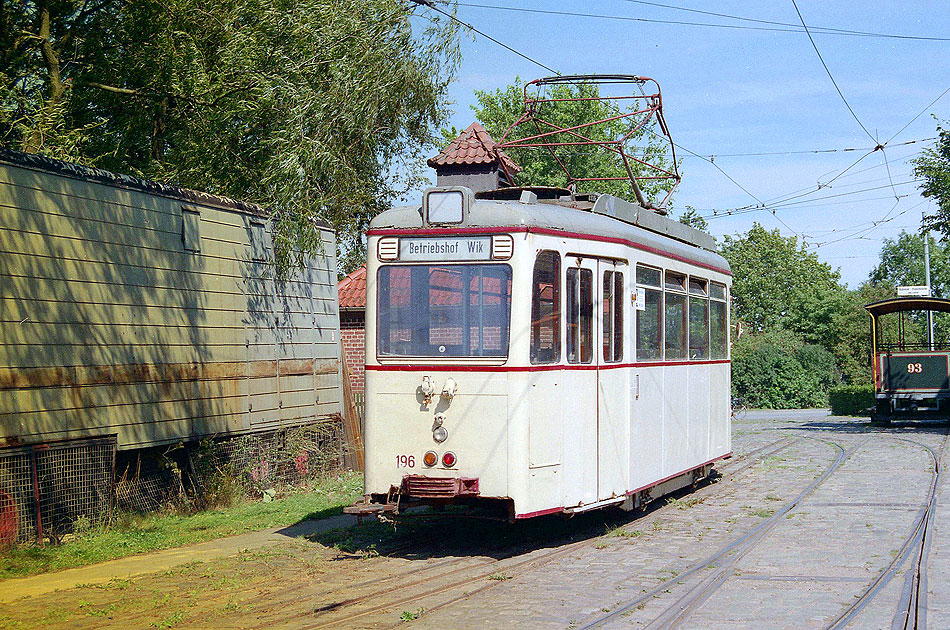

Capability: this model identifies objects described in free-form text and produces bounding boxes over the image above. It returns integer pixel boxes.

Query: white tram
[349,186,731,520]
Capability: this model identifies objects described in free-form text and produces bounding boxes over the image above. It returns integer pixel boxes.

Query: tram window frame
[665,270,686,292]
[602,269,624,363]
[636,264,663,361]
[567,267,594,364]
[375,263,513,359]
[688,276,710,360]
[710,281,728,359]
[530,251,561,364]
[664,270,688,360]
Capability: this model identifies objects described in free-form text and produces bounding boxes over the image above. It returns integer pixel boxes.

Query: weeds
[666,496,704,510]
[400,608,424,622]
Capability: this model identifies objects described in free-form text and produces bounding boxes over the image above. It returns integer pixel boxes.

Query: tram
[346,186,732,520]
[867,297,950,422]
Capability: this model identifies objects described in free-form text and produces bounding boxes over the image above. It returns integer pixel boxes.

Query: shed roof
[866,297,950,317]
[0,148,333,230]
[338,264,366,310]
[427,122,521,174]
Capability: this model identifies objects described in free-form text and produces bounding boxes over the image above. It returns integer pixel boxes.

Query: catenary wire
[791,0,877,144]
[446,1,950,41]
[616,0,950,41]
[415,0,932,240]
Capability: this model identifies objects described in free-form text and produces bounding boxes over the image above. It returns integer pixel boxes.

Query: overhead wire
[413,0,775,226]
[415,0,940,241]
[446,1,950,41]
[410,0,559,74]
[790,0,876,144]
[616,0,950,41]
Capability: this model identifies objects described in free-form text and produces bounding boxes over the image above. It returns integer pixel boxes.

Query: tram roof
[369,194,731,276]
[865,297,950,316]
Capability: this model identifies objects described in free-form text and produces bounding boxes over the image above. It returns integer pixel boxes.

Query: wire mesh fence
[0,436,115,546]
[114,417,347,513]
[193,417,346,494]
[0,418,346,546]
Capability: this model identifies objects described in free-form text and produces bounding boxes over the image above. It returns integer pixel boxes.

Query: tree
[869,231,950,297]
[869,230,950,348]
[916,121,950,236]
[1,0,460,269]
[719,223,847,350]
[471,78,677,206]
[678,206,709,233]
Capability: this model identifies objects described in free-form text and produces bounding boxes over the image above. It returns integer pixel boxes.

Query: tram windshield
[377,264,512,358]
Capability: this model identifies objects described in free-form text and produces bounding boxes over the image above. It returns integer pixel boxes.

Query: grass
[400,608,424,622]
[0,472,362,581]
[666,496,704,510]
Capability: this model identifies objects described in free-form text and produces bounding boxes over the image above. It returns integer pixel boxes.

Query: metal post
[924,214,934,350]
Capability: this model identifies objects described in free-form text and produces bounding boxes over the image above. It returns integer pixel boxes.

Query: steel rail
[270,437,804,628]
[577,437,852,630]
[825,431,949,630]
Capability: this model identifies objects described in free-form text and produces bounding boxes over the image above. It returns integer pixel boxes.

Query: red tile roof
[427,122,521,174]
[338,264,366,310]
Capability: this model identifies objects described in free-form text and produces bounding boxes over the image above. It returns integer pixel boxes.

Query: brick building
[338,265,367,394]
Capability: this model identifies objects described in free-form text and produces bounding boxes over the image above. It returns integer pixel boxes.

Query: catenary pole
[924,211,934,350]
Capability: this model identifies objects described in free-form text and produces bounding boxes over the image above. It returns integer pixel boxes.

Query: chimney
[427,122,521,193]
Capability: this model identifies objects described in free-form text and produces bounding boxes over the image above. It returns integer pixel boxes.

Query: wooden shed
[0,149,343,450]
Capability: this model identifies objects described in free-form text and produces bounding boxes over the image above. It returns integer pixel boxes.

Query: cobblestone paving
[0,410,946,630]
[413,410,947,630]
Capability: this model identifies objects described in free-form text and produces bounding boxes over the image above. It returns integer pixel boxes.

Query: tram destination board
[399,236,491,261]
[884,353,950,391]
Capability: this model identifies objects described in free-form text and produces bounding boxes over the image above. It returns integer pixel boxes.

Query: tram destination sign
[400,237,492,261]
[896,285,931,297]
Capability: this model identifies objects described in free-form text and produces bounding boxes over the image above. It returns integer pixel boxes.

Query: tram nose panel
[364,371,508,497]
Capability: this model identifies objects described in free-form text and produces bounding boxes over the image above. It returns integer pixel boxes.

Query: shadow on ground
[796,415,950,437]
[276,474,723,564]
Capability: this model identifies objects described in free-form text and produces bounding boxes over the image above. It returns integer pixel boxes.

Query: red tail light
[442,452,457,468]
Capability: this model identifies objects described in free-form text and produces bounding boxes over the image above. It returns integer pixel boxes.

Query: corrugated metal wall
[0,154,343,450]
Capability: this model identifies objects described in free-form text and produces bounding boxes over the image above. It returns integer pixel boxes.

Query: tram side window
[689,277,709,359]
[567,267,593,364]
[602,270,624,362]
[531,251,561,364]
[710,281,728,359]
[665,270,688,360]
[636,264,662,360]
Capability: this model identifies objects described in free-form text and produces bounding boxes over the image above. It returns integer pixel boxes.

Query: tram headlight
[433,426,448,443]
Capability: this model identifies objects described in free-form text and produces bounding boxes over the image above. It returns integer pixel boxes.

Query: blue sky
[413,1,950,288]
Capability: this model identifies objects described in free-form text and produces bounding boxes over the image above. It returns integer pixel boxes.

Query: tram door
[597,261,628,500]
[562,258,599,507]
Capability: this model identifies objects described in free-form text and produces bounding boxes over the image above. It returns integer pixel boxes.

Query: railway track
[57,434,813,630]
[827,432,948,630]
[250,436,808,628]
[577,437,854,629]
[576,431,946,630]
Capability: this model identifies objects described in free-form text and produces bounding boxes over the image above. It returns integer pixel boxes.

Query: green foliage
[870,231,950,296]
[678,206,709,233]
[721,223,847,348]
[916,121,950,236]
[829,282,894,385]
[1,0,460,271]
[828,384,874,416]
[471,78,676,205]
[731,330,835,409]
